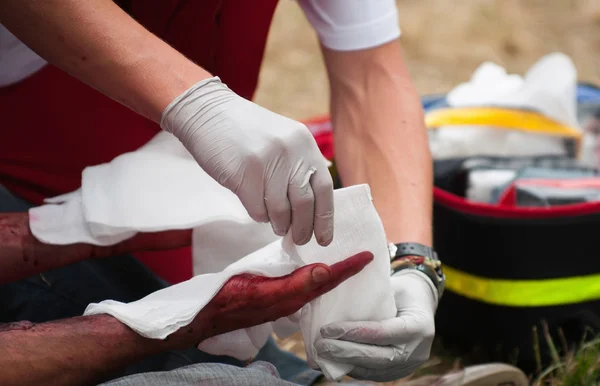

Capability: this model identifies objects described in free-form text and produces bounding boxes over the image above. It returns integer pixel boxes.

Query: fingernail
[273,226,287,237]
[311,266,330,284]
[318,234,332,246]
[295,234,311,246]
[317,228,333,246]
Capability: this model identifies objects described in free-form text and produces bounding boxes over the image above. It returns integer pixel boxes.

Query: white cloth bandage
[29,132,396,380]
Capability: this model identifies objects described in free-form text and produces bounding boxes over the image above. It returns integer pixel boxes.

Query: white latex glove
[314,270,438,382]
[161,77,334,246]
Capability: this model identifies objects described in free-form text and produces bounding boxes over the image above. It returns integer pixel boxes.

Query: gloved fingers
[240,196,270,224]
[321,314,435,349]
[264,170,292,237]
[288,166,316,245]
[310,162,334,246]
[347,362,423,382]
[320,319,401,346]
[234,163,269,224]
[314,338,405,369]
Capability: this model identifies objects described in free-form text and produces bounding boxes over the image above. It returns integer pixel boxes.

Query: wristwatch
[388,242,445,298]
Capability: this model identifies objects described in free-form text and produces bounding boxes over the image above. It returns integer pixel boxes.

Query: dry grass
[532,324,600,386]
[257,1,600,384]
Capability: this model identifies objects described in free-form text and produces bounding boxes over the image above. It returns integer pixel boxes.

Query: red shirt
[0,0,279,283]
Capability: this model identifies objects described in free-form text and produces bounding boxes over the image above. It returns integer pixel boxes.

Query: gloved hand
[314,270,438,382]
[160,77,334,246]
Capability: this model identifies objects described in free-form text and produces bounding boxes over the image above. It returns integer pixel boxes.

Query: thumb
[320,319,394,345]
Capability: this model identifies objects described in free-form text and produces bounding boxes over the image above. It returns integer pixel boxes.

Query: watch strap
[389,242,445,297]
[390,242,438,261]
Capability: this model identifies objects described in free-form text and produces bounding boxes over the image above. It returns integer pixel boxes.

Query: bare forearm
[0,213,192,285]
[0,0,210,121]
[323,41,432,244]
[0,315,187,386]
[0,213,91,284]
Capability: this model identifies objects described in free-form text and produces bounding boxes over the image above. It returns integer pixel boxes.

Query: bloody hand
[169,252,374,348]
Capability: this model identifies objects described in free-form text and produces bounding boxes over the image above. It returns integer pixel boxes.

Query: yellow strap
[444,264,600,307]
[426,107,582,138]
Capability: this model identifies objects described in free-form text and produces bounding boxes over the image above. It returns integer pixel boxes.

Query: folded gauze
[29,132,396,380]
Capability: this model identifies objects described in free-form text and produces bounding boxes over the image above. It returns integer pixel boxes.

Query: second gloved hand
[160,77,334,246]
[314,270,438,382]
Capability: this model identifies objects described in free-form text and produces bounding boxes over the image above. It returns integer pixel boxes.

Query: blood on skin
[217,252,373,309]
[220,272,298,301]
[328,252,373,274]
[0,214,30,263]
[221,273,275,293]
[203,252,374,338]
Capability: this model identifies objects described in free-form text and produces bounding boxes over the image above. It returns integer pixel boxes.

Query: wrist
[160,77,234,139]
[389,242,445,299]
[136,57,214,122]
[94,315,184,354]
[166,308,219,350]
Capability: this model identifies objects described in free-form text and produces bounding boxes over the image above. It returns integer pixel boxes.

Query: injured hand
[174,252,374,348]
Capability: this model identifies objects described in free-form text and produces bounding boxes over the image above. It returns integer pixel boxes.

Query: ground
[254,1,600,384]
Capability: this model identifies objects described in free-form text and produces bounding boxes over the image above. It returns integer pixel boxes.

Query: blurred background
[255,0,600,120]
[255,1,600,384]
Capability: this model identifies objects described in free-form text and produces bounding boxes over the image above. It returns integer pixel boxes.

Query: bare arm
[323,40,432,245]
[0,315,185,386]
[0,222,373,386]
[0,0,211,122]
[0,213,192,285]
